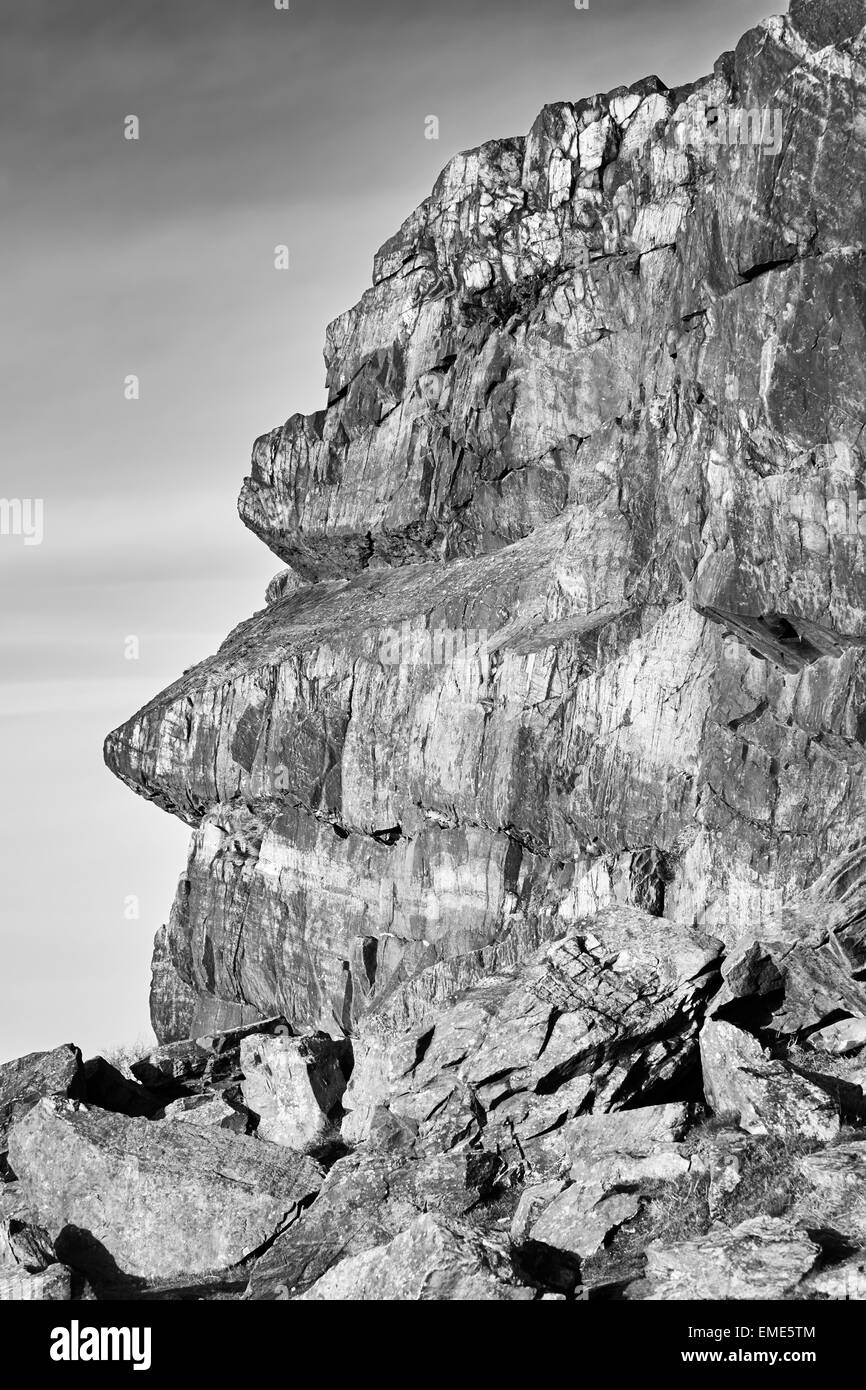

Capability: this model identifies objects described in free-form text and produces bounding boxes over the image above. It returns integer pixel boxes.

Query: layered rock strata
[3,0,861,1303]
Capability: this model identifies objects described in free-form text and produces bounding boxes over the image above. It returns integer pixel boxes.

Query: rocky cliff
[3,0,866,1302]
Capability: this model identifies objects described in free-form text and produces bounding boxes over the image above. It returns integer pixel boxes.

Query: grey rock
[0,1187,55,1273]
[296,1213,533,1301]
[158,1093,252,1132]
[789,0,866,48]
[0,1263,73,1302]
[412,1147,501,1215]
[7,1098,323,1282]
[565,1103,691,1193]
[641,1217,820,1300]
[801,1250,866,1299]
[792,1140,866,1242]
[104,2,866,1040]
[130,1016,291,1096]
[0,1045,84,1173]
[244,1151,415,1299]
[529,1186,642,1261]
[343,909,722,1149]
[699,1018,840,1140]
[239,1032,350,1151]
[805,1018,866,1055]
[688,1127,754,1216]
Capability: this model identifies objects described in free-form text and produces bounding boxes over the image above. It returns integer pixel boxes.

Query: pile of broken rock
[4,868,866,1301]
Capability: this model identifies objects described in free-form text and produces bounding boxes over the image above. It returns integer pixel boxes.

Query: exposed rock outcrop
[105,0,866,1049]
[5,0,866,1302]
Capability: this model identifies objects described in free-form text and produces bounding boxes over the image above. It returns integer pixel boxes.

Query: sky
[0,0,777,1063]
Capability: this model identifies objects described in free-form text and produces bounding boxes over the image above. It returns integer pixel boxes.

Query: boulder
[0,1184,55,1273]
[158,1093,252,1132]
[130,1017,292,1096]
[0,1045,84,1174]
[805,1018,866,1056]
[239,1032,350,1151]
[8,1098,323,1282]
[699,1019,840,1140]
[792,1140,866,1243]
[245,1150,415,1299]
[641,1217,820,1300]
[564,1104,691,1193]
[296,1213,533,1301]
[802,1251,866,1299]
[529,1186,642,1261]
[0,1263,73,1301]
[412,1147,500,1215]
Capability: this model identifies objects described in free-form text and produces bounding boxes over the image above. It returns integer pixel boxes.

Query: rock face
[104,0,866,1047]
[1,0,860,1302]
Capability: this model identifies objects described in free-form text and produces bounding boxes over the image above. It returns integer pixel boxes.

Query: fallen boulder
[699,1019,840,1141]
[130,1017,292,1096]
[640,1217,820,1300]
[802,1251,866,1300]
[8,1098,324,1282]
[529,1186,641,1262]
[239,1032,350,1151]
[245,1150,415,1299]
[564,1104,691,1193]
[0,1183,55,1274]
[792,1140,866,1244]
[296,1213,533,1301]
[0,1045,84,1175]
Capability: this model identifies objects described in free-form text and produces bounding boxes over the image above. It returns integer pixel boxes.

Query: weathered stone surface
[789,0,866,48]
[806,1018,866,1055]
[793,1140,866,1241]
[412,1147,500,1215]
[342,910,722,1149]
[130,1017,291,1096]
[158,1093,252,1132]
[0,1199,55,1274]
[0,1045,84,1172]
[244,1150,415,1299]
[8,1098,323,1281]
[641,1217,820,1300]
[0,1263,72,1302]
[295,1213,533,1301]
[104,1,866,1042]
[239,1032,350,1151]
[699,1018,840,1140]
[565,1103,691,1192]
[687,1127,753,1216]
[802,1250,866,1299]
[529,1186,641,1261]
